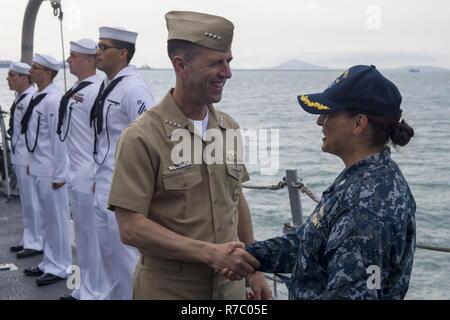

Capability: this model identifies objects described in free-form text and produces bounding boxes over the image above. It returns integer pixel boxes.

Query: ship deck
[0,194,74,300]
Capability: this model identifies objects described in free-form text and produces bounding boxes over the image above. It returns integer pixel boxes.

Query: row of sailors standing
[7,26,155,300]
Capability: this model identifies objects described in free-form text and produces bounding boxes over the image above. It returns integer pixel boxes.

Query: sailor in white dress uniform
[58,39,109,300]
[7,62,43,259]
[23,53,72,286]
[91,26,155,299]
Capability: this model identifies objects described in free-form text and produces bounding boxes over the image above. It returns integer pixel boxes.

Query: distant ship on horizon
[138,64,152,70]
[409,68,420,72]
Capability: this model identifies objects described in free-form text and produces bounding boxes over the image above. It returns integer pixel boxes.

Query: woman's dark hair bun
[390,119,414,147]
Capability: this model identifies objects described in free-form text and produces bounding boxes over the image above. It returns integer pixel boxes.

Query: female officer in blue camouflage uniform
[224,65,416,300]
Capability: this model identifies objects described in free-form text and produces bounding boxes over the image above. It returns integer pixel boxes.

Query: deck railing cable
[243,177,450,253]
[244,176,450,298]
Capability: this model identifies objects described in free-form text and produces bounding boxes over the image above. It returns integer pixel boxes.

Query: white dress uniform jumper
[90,65,155,300]
[58,74,109,300]
[23,82,72,278]
[10,84,44,252]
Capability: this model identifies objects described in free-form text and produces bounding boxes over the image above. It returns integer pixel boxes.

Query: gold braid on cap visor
[299,95,330,111]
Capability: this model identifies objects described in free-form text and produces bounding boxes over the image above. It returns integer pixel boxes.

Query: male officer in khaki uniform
[108,11,272,300]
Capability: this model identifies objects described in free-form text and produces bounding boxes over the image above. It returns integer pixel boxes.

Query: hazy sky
[1,0,449,69]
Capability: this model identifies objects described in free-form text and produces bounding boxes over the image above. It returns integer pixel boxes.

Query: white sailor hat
[70,38,97,55]
[33,53,60,71]
[99,26,138,44]
[9,62,31,75]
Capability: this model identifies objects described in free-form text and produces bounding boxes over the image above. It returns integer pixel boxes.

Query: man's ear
[119,48,129,62]
[45,69,52,79]
[172,55,188,75]
[88,55,96,66]
[353,114,369,135]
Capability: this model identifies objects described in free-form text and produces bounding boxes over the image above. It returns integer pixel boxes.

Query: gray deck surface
[0,194,288,300]
[0,195,75,300]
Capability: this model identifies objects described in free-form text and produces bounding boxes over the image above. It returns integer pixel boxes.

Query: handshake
[208,241,260,281]
[206,241,272,300]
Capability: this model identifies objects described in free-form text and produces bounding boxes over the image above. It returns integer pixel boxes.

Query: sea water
[1,68,449,299]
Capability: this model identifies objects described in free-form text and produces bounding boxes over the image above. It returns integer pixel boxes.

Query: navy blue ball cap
[297,65,403,117]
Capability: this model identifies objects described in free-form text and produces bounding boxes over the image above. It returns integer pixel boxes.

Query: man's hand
[219,241,254,280]
[52,182,66,190]
[247,271,272,300]
[208,242,260,280]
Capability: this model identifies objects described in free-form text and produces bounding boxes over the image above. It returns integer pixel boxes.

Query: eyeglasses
[97,43,122,51]
[7,72,28,78]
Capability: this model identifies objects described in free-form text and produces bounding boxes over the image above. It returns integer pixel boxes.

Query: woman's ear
[353,114,369,135]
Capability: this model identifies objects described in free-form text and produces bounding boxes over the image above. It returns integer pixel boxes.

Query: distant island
[269,59,339,71]
[268,59,450,72]
[0,60,69,68]
[2,58,449,73]
[0,60,12,68]
[1,60,155,71]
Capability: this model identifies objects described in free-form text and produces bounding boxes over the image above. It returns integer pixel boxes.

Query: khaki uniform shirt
[108,90,249,299]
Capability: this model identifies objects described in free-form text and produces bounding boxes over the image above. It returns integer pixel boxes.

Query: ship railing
[242,169,450,299]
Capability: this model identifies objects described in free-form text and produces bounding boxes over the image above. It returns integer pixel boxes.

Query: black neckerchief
[90,76,126,134]
[57,81,93,136]
[20,93,47,134]
[8,93,28,137]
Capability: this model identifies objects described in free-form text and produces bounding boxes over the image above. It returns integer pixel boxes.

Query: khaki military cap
[165,11,234,52]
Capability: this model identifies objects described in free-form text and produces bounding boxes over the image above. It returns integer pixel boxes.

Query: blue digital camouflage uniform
[246,147,416,299]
